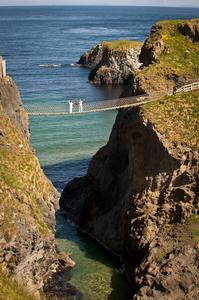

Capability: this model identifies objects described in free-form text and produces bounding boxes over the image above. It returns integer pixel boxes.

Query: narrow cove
[55,212,132,300]
[30,111,132,299]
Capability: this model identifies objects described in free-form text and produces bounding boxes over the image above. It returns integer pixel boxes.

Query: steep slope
[60,91,199,299]
[0,75,75,299]
[0,76,29,138]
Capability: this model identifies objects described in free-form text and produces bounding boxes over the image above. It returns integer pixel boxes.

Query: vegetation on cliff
[0,273,36,300]
[134,18,199,96]
[143,90,199,148]
[101,40,142,51]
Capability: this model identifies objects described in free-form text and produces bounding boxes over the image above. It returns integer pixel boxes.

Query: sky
[0,0,198,7]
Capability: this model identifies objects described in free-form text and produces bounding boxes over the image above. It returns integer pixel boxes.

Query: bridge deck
[26,95,150,116]
[25,81,199,116]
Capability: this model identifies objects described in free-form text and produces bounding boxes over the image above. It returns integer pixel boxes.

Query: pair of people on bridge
[68,99,83,113]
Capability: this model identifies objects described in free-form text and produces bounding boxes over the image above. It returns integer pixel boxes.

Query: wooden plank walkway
[26,81,199,116]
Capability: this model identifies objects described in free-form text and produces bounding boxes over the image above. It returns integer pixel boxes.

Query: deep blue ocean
[1,5,199,299]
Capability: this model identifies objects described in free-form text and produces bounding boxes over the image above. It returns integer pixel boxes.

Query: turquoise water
[56,214,132,300]
[30,111,134,300]
[30,111,117,186]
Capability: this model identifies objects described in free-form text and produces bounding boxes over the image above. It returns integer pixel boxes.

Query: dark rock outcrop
[60,103,199,299]
[178,19,199,43]
[78,43,105,68]
[139,23,166,66]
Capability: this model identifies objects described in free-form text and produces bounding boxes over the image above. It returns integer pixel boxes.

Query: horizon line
[0,4,199,8]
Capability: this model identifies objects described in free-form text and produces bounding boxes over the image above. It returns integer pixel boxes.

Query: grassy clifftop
[0,273,36,300]
[134,18,199,96]
[143,90,199,149]
[140,19,199,68]
[101,40,142,52]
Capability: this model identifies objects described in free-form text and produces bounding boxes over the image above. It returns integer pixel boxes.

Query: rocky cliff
[0,74,75,299]
[78,19,199,97]
[0,76,29,139]
[78,40,142,85]
[60,90,199,299]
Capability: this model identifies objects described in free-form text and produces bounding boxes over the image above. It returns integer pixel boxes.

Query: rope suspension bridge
[25,95,149,116]
[25,82,199,116]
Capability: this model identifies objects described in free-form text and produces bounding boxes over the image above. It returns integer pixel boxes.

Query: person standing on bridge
[78,99,83,113]
[68,100,74,113]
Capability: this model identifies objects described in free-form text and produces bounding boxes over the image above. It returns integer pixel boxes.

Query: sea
[0,5,198,300]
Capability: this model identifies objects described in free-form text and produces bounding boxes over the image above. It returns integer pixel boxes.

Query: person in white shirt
[68,100,74,113]
[78,99,83,113]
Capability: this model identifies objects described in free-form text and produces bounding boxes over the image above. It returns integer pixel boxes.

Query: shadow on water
[43,160,132,300]
[56,211,118,267]
[55,212,132,300]
[43,158,90,192]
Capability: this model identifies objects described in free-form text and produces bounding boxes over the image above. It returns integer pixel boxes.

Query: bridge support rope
[25,81,199,116]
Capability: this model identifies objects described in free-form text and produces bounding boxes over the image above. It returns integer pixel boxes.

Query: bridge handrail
[25,94,149,114]
[25,80,199,116]
[174,81,199,94]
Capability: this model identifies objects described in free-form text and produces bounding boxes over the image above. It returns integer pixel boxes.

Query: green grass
[143,91,199,149]
[0,273,37,300]
[154,248,172,264]
[101,40,142,51]
[139,19,199,82]
[186,215,199,244]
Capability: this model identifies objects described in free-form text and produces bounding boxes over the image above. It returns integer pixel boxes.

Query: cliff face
[60,91,199,299]
[78,41,142,85]
[0,75,75,299]
[0,77,29,139]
